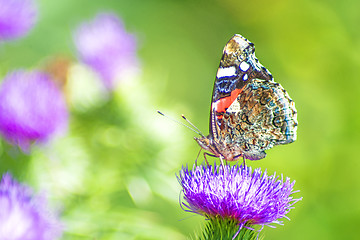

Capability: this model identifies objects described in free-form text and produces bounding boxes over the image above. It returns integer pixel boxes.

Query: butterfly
[195,34,297,164]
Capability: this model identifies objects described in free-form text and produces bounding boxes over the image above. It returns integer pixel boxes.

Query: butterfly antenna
[157,111,203,136]
[181,114,205,137]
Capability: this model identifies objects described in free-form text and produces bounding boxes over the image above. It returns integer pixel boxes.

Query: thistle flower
[0,70,68,151]
[0,173,62,240]
[73,12,139,89]
[177,163,301,238]
[0,0,38,41]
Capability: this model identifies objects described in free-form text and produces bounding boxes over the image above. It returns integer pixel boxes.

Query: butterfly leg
[242,156,246,168]
[195,148,202,166]
[203,152,217,166]
[219,155,226,174]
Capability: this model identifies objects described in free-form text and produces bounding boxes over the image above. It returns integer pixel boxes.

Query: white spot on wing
[240,61,250,72]
[243,74,248,81]
[216,66,236,78]
[227,99,241,113]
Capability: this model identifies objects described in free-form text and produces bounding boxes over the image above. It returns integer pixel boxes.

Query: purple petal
[178,163,302,228]
[0,173,62,240]
[0,70,68,151]
[0,0,38,40]
[73,12,139,89]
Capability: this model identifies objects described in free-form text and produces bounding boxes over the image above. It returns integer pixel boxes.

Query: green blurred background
[0,0,359,239]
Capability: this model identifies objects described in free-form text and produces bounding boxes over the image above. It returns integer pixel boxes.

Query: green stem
[195,216,262,240]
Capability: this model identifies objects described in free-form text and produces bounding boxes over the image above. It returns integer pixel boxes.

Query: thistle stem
[196,217,262,240]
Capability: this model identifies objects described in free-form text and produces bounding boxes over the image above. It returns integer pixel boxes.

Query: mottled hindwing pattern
[218,79,297,160]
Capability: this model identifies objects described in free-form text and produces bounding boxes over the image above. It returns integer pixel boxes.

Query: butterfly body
[195,34,297,161]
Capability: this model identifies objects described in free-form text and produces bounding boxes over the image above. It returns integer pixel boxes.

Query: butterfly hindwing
[213,78,297,160]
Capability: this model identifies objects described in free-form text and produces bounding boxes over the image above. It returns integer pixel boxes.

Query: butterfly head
[194,135,244,161]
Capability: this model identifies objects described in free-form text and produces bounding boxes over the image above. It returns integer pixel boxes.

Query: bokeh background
[0,0,359,239]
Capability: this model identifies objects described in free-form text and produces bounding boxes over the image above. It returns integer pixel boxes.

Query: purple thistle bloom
[0,70,68,151]
[0,0,38,41]
[73,12,139,89]
[178,163,301,230]
[0,173,62,239]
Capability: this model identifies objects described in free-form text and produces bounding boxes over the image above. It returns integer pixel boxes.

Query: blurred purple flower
[73,12,139,89]
[0,0,38,40]
[0,70,68,151]
[0,173,62,240]
[178,163,301,230]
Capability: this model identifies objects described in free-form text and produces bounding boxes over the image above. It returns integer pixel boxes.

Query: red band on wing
[213,87,244,115]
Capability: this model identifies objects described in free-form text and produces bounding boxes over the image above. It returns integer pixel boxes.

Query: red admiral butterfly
[195,34,297,163]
